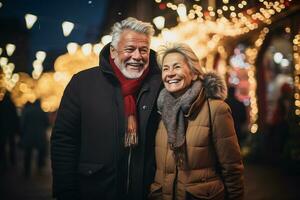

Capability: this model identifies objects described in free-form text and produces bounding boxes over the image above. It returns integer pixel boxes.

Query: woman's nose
[165,69,176,77]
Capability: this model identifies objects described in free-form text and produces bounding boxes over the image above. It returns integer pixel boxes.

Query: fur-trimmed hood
[202,71,227,100]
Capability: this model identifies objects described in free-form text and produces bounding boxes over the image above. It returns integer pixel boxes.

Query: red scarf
[109,56,149,147]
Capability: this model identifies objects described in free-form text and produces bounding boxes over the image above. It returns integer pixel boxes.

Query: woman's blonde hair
[156,42,204,75]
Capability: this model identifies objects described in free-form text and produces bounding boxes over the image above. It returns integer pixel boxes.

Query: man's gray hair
[156,42,204,75]
[111,17,155,48]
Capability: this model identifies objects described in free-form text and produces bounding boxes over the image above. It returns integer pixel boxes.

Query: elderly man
[51,17,162,200]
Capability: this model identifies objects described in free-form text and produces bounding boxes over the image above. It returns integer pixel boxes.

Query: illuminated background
[1,0,300,199]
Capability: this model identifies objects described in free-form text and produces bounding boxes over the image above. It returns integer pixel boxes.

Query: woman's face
[162,52,197,97]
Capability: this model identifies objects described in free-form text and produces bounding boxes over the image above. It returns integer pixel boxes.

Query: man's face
[110,29,150,79]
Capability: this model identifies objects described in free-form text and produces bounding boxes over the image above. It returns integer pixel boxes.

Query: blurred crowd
[0,92,49,178]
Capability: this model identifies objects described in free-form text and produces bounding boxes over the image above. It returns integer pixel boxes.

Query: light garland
[245,28,269,133]
[156,0,288,36]
[293,33,300,121]
[0,55,19,94]
[0,0,296,114]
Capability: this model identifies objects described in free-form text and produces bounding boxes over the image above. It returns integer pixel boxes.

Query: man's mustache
[125,61,145,66]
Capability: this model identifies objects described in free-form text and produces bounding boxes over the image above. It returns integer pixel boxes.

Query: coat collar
[185,72,227,117]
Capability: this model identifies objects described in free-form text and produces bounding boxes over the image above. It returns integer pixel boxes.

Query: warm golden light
[251,124,258,133]
[32,70,42,80]
[11,73,19,83]
[81,43,92,56]
[25,14,37,29]
[0,57,8,66]
[93,43,103,55]
[6,43,16,56]
[33,60,43,70]
[62,21,74,37]
[67,42,78,54]
[293,33,300,118]
[177,4,188,22]
[101,35,112,45]
[1,0,294,118]
[36,51,46,62]
[7,63,15,72]
[153,16,165,30]
[222,6,228,11]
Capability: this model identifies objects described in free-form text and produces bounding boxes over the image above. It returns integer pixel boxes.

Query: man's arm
[51,74,81,199]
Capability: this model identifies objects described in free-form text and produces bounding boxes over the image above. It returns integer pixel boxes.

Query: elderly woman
[149,43,244,200]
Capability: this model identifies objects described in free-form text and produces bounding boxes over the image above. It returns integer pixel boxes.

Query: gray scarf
[157,80,202,167]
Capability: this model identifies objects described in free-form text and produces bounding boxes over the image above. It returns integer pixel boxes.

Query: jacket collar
[185,72,227,117]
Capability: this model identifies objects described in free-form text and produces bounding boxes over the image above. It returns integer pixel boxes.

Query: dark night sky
[0,0,109,70]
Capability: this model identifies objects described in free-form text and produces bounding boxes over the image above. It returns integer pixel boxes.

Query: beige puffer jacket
[149,73,244,200]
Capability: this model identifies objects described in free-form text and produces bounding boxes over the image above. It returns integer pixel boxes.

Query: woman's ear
[192,73,199,81]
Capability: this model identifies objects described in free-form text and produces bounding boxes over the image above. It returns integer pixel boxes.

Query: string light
[81,43,92,56]
[177,4,188,22]
[6,44,16,56]
[62,21,74,37]
[101,35,112,45]
[36,51,46,62]
[25,14,37,29]
[67,42,78,54]
[245,28,269,133]
[0,57,8,66]
[0,0,295,115]
[153,16,165,30]
[93,43,104,55]
[293,33,300,119]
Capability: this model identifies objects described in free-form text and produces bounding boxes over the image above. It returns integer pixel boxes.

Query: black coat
[51,44,162,200]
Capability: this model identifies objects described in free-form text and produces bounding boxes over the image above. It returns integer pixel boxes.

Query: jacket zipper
[172,165,178,200]
[126,88,148,194]
[126,147,132,193]
[113,88,122,196]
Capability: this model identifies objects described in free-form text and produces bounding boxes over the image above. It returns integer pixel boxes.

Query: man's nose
[132,49,142,60]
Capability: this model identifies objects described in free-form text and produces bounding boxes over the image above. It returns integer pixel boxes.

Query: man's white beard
[114,57,145,79]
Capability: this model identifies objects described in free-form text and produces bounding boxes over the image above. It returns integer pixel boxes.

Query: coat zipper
[172,165,178,200]
[125,87,149,194]
[126,147,132,193]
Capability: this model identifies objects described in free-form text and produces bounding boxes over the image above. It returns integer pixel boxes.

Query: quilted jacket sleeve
[212,101,244,200]
[51,74,81,199]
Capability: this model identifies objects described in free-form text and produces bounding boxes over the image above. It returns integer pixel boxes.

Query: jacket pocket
[78,163,108,199]
[148,182,163,200]
[78,163,104,176]
[185,179,225,200]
